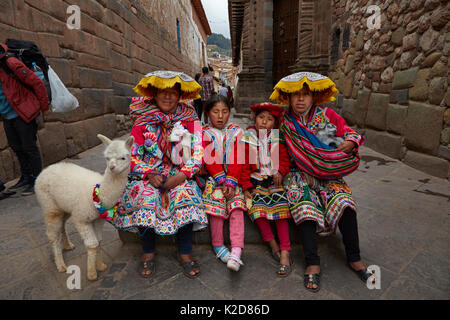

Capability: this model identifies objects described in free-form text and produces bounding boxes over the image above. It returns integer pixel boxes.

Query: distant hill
[207,33,232,57]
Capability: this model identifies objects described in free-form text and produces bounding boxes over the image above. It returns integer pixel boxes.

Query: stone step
[118,217,303,245]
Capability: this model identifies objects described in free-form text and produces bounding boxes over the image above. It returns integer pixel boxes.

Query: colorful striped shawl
[280,111,360,179]
[129,97,198,155]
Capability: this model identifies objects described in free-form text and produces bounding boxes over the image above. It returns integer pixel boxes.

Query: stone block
[103,114,118,140]
[403,150,449,179]
[342,70,355,98]
[391,27,404,46]
[81,88,110,118]
[405,102,445,154]
[365,129,405,160]
[392,67,419,89]
[83,116,107,148]
[387,104,408,135]
[112,82,135,97]
[0,0,14,25]
[390,89,409,105]
[342,99,357,126]
[355,88,371,127]
[438,145,450,161]
[110,95,131,115]
[64,121,88,157]
[37,122,67,166]
[422,52,442,68]
[430,61,447,78]
[365,93,390,130]
[429,77,447,105]
[420,28,440,52]
[441,127,450,145]
[444,108,450,125]
[409,68,430,102]
[78,68,112,89]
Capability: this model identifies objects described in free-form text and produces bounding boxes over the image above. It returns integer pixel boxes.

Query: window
[176,19,181,52]
[330,27,340,65]
[342,24,350,50]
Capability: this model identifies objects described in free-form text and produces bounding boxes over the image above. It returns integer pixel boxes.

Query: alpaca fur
[316,123,344,148]
[35,134,134,281]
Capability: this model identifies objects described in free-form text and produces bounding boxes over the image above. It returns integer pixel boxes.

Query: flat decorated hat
[133,70,202,101]
[270,71,339,105]
[250,102,285,119]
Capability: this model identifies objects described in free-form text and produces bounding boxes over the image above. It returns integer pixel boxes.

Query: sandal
[138,259,155,278]
[349,264,376,284]
[277,256,293,277]
[181,260,200,279]
[227,253,244,272]
[213,245,230,263]
[304,273,320,293]
[271,250,281,262]
[277,264,292,277]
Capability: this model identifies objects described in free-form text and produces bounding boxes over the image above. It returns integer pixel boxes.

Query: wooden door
[273,0,299,85]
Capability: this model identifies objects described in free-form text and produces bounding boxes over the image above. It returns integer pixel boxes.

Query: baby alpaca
[35,134,133,281]
[316,123,344,148]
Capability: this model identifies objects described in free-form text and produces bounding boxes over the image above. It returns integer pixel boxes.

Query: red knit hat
[250,102,285,119]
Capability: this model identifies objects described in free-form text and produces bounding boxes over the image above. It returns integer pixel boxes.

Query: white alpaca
[35,134,134,281]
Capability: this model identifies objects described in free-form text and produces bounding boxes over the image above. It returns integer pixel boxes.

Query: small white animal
[35,134,133,281]
[316,123,344,148]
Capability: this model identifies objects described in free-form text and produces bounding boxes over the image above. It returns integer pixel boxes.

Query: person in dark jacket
[0,42,50,196]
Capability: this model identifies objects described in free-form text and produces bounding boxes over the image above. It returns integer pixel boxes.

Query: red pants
[255,218,291,251]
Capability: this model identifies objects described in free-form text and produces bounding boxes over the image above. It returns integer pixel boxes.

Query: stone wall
[0,0,206,183]
[329,0,450,179]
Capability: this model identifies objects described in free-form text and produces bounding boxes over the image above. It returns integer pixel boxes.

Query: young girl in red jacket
[240,103,293,277]
[202,94,246,272]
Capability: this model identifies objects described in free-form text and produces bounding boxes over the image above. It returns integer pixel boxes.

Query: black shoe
[21,176,36,196]
[8,175,31,192]
[0,189,15,200]
[21,184,35,196]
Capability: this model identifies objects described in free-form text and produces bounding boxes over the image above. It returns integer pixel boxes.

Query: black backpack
[3,39,52,102]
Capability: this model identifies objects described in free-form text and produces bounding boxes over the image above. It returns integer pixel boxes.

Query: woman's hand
[337,141,357,154]
[163,172,187,191]
[244,190,252,201]
[222,185,235,201]
[272,171,283,186]
[147,174,164,188]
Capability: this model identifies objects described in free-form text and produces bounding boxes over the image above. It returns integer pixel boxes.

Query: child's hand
[272,171,283,186]
[337,141,356,154]
[222,185,234,200]
[244,190,252,201]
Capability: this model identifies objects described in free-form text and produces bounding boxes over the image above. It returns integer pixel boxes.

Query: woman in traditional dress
[271,72,375,292]
[114,71,208,279]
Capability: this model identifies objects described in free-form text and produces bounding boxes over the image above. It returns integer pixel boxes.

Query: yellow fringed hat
[134,70,202,100]
[270,72,339,105]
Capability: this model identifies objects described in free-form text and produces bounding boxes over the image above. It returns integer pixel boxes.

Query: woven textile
[247,182,290,222]
[280,110,360,179]
[202,177,246,219]
[284,170,356,236]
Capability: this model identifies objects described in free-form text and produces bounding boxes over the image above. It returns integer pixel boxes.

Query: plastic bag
[48,66,79,113]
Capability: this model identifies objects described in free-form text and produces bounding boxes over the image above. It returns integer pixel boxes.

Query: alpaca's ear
[97,134,112,145]
[125,136,134,150]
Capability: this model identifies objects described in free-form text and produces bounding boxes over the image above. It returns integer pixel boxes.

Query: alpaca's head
[97,134,134,174]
